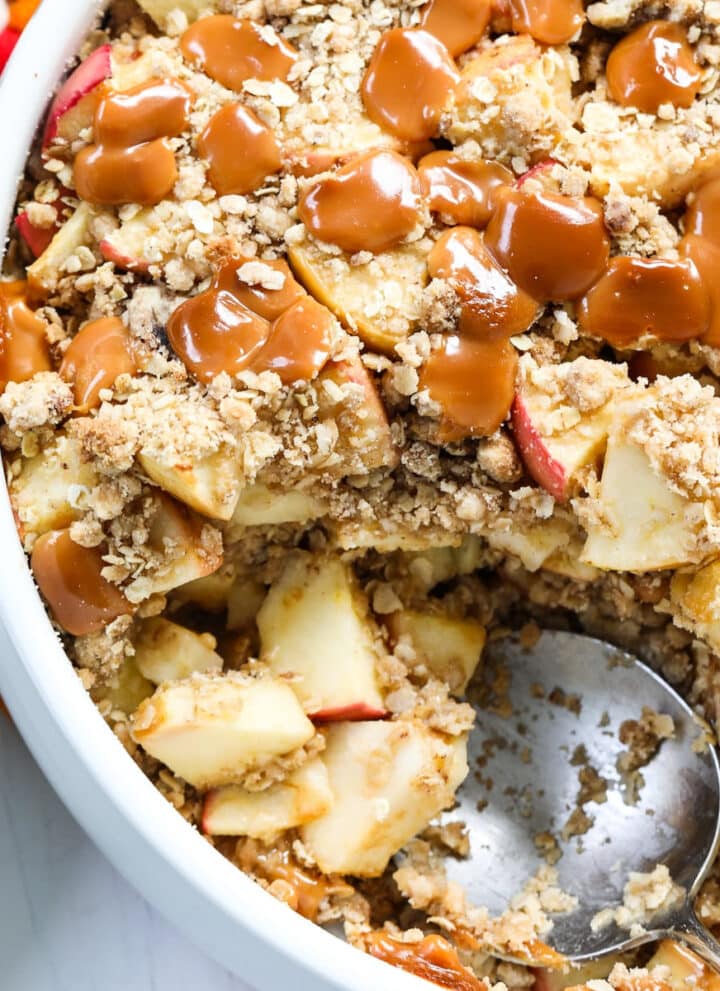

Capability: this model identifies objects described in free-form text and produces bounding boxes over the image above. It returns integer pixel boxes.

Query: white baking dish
[0,4,424,987]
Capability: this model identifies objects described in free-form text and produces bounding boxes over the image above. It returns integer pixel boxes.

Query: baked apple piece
[230,483,325,528]
[130,673,316,789]
[98,658,154,716]
[481,516,576,572]
[671,560,720,656]
[202,758,333,838]
[42,44,113,151]
[257,552,386,721]
[645,940,720,991]
[134,617,223,684]
[138,442,243,522]
[301,720,469,876]
[27,202,94,298]
[99,209,161,273]
[136,0,207,26]
[385,610,486,695]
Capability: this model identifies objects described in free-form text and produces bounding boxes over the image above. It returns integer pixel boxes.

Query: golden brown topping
[181,16,297,91]
[0,281,51,393]
[420,0,492,57]
[577,255,710,346]
[167,287,270,384]
[198,103,282,197]
[428,227,538,339]
[606,21,701,114]
[74,79,190,207]
[507,0,584,45]
[419,151,511,228]
[365,932,484,990]
[361,28,459,142]
[59,317,136,414]
[298,150,422,254]
[253,297,334,384]
[484,187,610,301]
[420,334,518,439]
[679,234,720,348]
[31,529,131,636]
[685,177,720,250]
[216,258,305,321]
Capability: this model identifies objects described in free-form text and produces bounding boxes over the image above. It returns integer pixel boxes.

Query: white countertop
[0,716,255,991]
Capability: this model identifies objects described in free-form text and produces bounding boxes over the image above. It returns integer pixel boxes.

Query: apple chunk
[257,551,386,720]
[136,0,208,26]
[646,940,720,991]
[9,433,98,543]
[42,44,112,150]
[202,758,333,838]
[288,238,428,353]
[671,560,720,655]
[230,483,325,528]
[134,617,223,684]
[386,610,485,695]
[27,202,95,298]
[301,720,469,877]
[98,657,154,716]
[581,438,702,572]
[138,443,242,522]
[131,673,316,789]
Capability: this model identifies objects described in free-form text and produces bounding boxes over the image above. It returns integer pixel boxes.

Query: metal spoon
[443,630,720,970]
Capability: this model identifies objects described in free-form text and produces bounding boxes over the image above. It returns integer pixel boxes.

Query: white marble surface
[0,716,255,991]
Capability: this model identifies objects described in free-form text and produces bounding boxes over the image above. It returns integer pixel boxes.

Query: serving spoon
[443,630,720,970]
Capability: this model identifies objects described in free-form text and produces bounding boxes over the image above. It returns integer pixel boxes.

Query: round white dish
[0,4,425,987]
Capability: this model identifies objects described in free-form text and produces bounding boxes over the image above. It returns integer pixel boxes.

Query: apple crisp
[5,0,720,986]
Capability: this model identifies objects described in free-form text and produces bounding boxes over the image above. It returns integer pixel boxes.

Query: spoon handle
[665,903,720,973]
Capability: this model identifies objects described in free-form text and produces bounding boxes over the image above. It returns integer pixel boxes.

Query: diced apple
[99,211,154,273]
[405,536,486,592]
[386,610,485,695]
[131,673,316,789]
[481,516,575,572]
[98,657,154,715]
[136,0,208,27]
[671,560,720,655]
[230,483,325,528]
[288,238,428,353]
[534,957,622,991]
[134,617,223,684]
[542,541,600,583]
[227,579,267,631]
[202,758,333,838]
[42,44,113,150]
[301,720,469,877]
[316,355,398,475]
[138,443,242,522]
[170,567,236,612]
[646,940,720,991]
[9,434,99,543]
[27,202,95,298]
[15,210,58,257]
[581,438,702,572]
[257,551,386,719]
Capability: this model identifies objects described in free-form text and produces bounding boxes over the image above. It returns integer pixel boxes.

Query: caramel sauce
[181,15,297,91]
[74,79,190,206]
[198,103,282,196]
[255,297,334,384]
[365,932,484,990]
[298,149,422,254]
[606,21,701,114]
[428,227,538,339]
[577,255,710,346]
[59,316,136,414]
[216,257,305,320]
[507,0,584,45]
[419,151,512,228]
[420,334,518,439]
[420,0,492,57]
[679,234,720,348]
[31,529,131,636]
[484,187,610,301]
[684,177,720,249]
[362,28,460,142]
[0,281,51,393]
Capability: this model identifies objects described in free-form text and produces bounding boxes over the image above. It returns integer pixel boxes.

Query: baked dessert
[4,0,720,986]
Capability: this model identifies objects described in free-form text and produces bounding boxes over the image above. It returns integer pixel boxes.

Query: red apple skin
[201,791,221,835]
[15,211,57,257]
[311,703,387,724]
[42,43,113,149]
[511,394,568,502]
[99,238,151,273]
[516,159,559,190]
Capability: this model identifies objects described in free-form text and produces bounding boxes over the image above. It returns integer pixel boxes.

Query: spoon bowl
[445,630,720,965]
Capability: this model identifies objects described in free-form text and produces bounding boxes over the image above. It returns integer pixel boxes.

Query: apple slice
[131,673,316,789]
[136,0,208,26]
[288,239,428,354]
[581,437,702,572]
[316,355,398,475]
[138,443,242,522]
[42,43,112,151]
[481,516,576,572]
[645,940,720,991]
[386,610,485,695]
[9,433,98,543]
[230,483,325,528]
[227,579,267,631]
[202,758,333,838]
[671,560,720,655]
[99,209,157,273]
[257,551,386,720]
[27,202,94,298]
[15,209,58,258]
[301,720,469,876]
[98,657,155,716]
[170,568,236,612]
[134,617,223,684]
